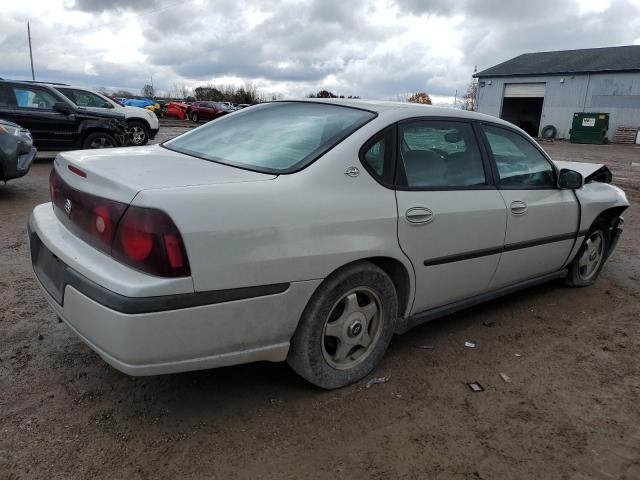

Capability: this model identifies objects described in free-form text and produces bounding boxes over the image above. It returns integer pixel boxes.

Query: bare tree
[461,81,478,111]
[141,84,154,98]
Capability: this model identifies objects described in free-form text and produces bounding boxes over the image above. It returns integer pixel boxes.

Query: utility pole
[27,22,35,80]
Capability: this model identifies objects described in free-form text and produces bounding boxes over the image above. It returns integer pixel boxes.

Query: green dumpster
[570,112,609,144]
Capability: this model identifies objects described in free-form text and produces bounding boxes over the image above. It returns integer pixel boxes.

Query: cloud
[1,0,639,100]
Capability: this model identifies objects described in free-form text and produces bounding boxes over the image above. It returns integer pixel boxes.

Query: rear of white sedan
[28,101,387,380]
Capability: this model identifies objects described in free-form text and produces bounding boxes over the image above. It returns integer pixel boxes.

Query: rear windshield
[163,102,376,173]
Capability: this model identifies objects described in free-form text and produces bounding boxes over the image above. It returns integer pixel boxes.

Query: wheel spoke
[343,293,360,315]
[579,252,589,268]
[324,321,342,339]
[361,301,378,321]
[358,329,372,348]
[333,340,353,362]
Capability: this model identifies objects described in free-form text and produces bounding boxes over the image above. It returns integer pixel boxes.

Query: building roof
[475,45,640,78]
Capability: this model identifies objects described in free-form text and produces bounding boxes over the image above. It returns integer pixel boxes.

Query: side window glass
[483,125,556,188]
[399,121,486,188]
[361,128,394,184]
[0,85,16,108]
[13,87,58,110]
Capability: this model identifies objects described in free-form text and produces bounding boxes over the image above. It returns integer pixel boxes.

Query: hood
[55,144,276,204]
[553,160,612,183]
[75,106,126,121]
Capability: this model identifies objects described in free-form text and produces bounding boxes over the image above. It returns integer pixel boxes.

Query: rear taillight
[49,167,190,278]
[113,206,190,277]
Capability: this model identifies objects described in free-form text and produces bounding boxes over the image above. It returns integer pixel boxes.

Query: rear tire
[82,132,118,149]
[566,219,610,287]
[191,111,199,122]
[287,262,398,389]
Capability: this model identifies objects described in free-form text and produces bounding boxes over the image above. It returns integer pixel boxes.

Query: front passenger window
[482,125,556,188]
[399,121,486,188]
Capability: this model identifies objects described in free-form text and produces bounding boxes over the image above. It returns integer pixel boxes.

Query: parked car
[29,100,628,389]
[54,86,159,146]
[185,101,230,122]
[0,80,127,150]
[0,119,36,182]
[165,101,189,120]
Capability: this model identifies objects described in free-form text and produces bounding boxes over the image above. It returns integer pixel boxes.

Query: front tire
[566,220,610,287]
[287,262,398,389]
[82,132,118,149]
[191,111,199,122]
[126,121,149,146]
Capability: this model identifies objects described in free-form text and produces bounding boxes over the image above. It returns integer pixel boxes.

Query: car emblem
[64,198,73,216]
[344,166,360,177]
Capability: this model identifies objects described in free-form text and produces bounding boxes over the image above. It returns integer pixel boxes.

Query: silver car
[29,100,628,389]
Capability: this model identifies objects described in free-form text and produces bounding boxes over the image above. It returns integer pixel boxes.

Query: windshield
[163,102,376,173]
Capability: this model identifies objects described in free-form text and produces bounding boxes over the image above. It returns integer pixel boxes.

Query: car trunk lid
[55,144,276,204]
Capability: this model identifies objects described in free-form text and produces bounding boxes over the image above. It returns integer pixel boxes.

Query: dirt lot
[1,135,639,479]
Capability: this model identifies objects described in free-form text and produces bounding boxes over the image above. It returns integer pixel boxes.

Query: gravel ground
[1,133,639,480]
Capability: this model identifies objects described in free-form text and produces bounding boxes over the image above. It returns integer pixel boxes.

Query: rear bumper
[148,127,159,140]
[28,210,321,375]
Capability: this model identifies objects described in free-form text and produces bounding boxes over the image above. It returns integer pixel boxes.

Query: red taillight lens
[113,205,190,277]
[50,167,190,278]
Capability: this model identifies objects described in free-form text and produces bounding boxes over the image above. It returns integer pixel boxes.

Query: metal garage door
[504,83,546,98]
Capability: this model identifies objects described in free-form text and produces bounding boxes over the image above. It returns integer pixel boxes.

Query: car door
[9,85,77,150]
[199,102,215,119]
[393,119,507,314]
[480,123,580,288]
[0,84,19,125]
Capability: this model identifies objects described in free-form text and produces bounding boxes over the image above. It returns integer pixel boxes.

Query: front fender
[575,182,629,232]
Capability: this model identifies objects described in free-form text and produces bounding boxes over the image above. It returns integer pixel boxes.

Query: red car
[185,101,230,122]
[165,102,189,120]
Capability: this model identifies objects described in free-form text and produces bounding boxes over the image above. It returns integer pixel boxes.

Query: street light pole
[27,22,35,80]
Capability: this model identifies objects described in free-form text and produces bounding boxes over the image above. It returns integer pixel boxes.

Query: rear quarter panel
[132,120,413,303]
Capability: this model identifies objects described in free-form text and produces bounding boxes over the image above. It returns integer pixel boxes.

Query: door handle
[406,207,434,224]
[510,201,528,215]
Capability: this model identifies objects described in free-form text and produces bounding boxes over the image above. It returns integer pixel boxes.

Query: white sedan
[29,100,628,389]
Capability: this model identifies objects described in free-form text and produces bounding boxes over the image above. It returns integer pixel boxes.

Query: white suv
[54,86,159,146]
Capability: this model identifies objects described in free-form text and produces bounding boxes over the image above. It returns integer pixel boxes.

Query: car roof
[299,98,515,127]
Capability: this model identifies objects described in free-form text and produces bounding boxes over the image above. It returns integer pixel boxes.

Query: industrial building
[474,45,640,141]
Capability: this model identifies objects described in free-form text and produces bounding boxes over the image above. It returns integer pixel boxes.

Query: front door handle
[406,207,434,224]
[510,201,528,215]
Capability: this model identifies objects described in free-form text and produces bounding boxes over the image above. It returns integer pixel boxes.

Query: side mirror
[53,102,73,114]
[558,168,583,189]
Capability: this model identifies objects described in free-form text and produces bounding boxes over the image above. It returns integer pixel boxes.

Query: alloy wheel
[127,125,146,145]
[89,136,115,149]
[578,231,605,281]
[321,287,383,370]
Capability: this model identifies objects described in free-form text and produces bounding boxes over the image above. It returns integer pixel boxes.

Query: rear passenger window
[360,127,395,184]
[13,87,58,110]
[482,125,556,188]
[0,85,16,108]
[399,121,486,188]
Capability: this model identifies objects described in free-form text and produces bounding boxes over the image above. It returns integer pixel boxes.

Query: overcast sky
[2,0,640,104]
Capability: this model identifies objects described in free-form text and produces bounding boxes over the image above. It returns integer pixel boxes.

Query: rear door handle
[406,207,434,224]
[510,201,528,215]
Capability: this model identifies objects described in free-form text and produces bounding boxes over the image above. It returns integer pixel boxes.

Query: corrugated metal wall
[476,72,640,139]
